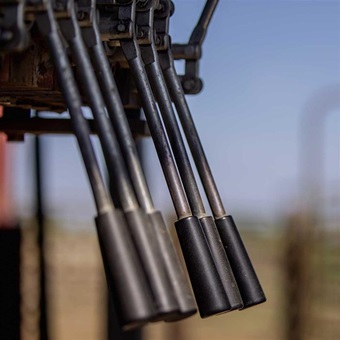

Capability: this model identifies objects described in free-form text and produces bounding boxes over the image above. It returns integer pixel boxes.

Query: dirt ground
[19,221,338,340]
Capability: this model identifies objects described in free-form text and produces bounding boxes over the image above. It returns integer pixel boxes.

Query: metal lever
[32,0,156,330]
[54,0,179,321]
[117,0,234,318]
[137,1,243,312]
[157,0,266,309]
[79,0,196,321]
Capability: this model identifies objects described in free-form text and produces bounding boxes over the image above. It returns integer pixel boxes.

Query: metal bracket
[170,0,218,94]
[98,0,135,44]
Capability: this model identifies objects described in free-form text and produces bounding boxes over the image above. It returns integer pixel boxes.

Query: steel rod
[35,1,157,329]
[121,39,192,220]
[57,0,179,319]
[189,0,219,45]
[120,34,232,318]
[139,25,242,309]
[81,7,197,319]
[159,47,266,309]
[35,8,111,214]
[58,14,139,212]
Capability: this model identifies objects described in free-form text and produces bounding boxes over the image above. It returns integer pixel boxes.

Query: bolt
[137,0,148,8]
[117,23,126,33]
[183,79,195,92]
[155,35,161,46]
[54,1,64,11]
[137,28,144,39]
[77,11,86,21]
[156,3,163,11]
[0,30,13,42]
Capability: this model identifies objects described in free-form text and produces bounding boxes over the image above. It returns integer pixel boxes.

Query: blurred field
[20,220,339,340]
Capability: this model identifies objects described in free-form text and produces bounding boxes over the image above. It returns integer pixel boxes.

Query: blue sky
[145,0,340,223]
[9,0,340,228]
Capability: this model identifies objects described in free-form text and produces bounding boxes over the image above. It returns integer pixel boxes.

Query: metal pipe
[141,49,206,218]
[82,12,154,214]
[161,57,225,218]
[137,1,242,310]
[58,20,138,212]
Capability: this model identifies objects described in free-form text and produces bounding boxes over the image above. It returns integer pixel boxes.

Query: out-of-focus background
[0,0,339,339]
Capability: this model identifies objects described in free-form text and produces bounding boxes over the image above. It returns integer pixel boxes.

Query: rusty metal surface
[0,0,205,113]
[0,34,64,111]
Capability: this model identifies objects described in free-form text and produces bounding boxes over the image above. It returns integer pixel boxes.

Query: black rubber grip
[175,216,231,318]
[215,215,266,308]
[199,216,243,310]
[95,209,156,330]
[148,210,197,321]
[124,209,179,320]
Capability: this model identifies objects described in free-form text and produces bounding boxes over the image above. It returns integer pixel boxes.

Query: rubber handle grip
[95,209,156,330]
[215,215,266,308]
[199,216,243,310]
[124,209,179,320]
[148,210,197,321]
[175,216,231,318]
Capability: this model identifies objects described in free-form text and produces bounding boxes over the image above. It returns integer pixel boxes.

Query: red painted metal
[0,106,13,227]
